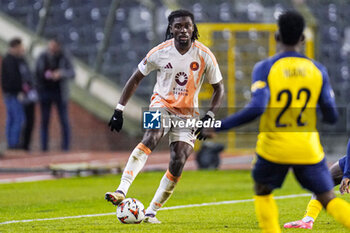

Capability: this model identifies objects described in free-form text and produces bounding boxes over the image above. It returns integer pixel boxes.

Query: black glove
[195,114,213,140]
[108,110,123,132]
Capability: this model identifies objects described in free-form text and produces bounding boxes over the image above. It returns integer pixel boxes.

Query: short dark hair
[277,10,305,46]
[165,9,199,41]
[9,37,22,48]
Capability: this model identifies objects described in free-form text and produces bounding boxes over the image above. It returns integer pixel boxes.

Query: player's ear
[300,34,305,43]
[275,31,281,42]
[169,25,174,35]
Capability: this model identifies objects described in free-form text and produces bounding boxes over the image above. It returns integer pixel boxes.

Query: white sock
[117,143,150,195]
[302,216,315,223]
[146,170,179,216]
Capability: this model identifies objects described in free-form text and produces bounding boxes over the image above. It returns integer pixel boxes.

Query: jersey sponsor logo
[175,72,188,86]
[173,87,188,96]
[190,61,199,71]
[164,62,173,69]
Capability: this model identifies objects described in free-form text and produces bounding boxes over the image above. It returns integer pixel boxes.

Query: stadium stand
[2,0,348,102]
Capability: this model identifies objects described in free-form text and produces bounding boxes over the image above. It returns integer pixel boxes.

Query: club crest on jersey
[190,61,199,71]
[175,72,188,86]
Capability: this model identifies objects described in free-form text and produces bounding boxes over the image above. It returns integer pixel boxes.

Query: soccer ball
[116,198,145,224]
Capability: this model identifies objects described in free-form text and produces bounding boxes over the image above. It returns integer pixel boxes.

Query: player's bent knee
[254,183,273,195]
[316,190,337,208]
[170,156,186,169]
[168,155,187,177]
[171,151,188,165]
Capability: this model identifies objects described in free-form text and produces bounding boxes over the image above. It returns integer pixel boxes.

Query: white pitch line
[161,193,311,210]
[0,193,311,225]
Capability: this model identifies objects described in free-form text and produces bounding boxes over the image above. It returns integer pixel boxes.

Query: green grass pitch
[0,170,349,232]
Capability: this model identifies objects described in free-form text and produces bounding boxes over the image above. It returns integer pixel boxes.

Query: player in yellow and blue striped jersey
[199,10,350,232]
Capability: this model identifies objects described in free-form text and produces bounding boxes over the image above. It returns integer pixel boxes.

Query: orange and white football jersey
[138,38,222,116]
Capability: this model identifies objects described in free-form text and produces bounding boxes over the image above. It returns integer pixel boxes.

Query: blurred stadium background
[0,0,350,177]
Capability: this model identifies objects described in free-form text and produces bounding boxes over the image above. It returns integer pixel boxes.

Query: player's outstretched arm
[207,80,225,115]
[317,65,338,124]
[214,61,270,133]
[109,69,145,132]
[118,69,145,106]
[196,80,224,140]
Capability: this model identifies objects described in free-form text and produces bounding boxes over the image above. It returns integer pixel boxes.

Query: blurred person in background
[35,38,75,152]
[20,61,37,152]
[1,38,26,150]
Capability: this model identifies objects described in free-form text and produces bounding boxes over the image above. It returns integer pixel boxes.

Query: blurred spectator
[1,38,26,149]
[20,55,38,151]
[35,38,75,151]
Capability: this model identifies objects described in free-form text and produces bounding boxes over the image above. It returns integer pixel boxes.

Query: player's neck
[174,40,192,55]
[280,44,301,53]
